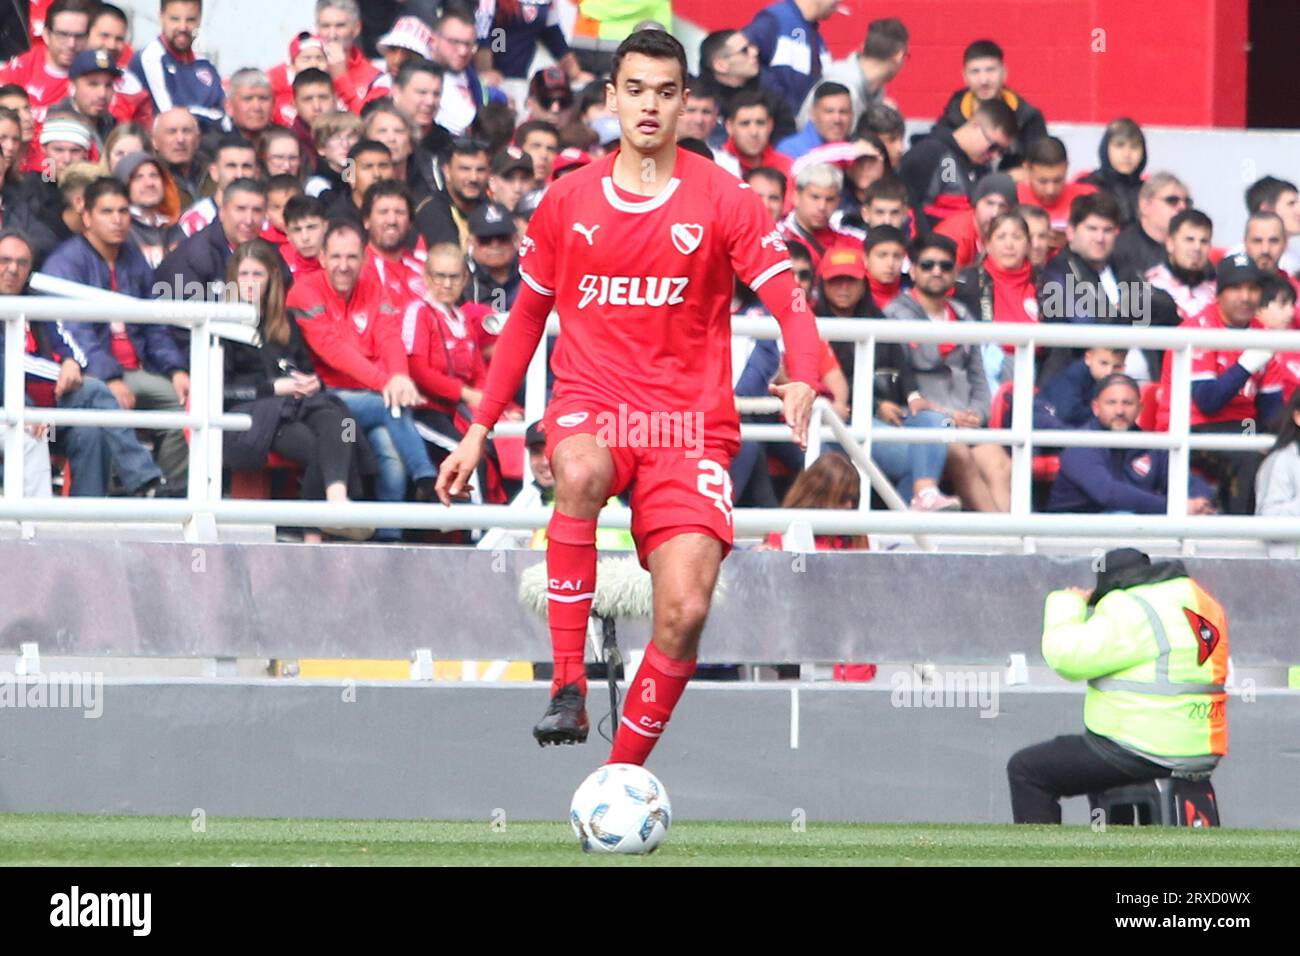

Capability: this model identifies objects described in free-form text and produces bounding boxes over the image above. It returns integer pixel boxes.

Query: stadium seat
[1088,777,1220,827]
[229,452,303,500]
[989,381,1060,482]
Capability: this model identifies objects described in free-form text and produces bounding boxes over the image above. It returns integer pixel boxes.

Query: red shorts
[543,397,736,568]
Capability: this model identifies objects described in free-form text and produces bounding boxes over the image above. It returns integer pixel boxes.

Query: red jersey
[934,209,982,270]
[288,268,408,392]
[776,208,858,271]
[333,47,386,114]
[1016,181,1097,232]
[1157,303,1281,428]
[281,242,322,279]
[1264,352,1300,407]
[517,148,805,450]
[0,47,68,127]
[110,67,153,127]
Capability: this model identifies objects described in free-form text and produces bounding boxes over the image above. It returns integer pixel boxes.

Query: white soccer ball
[569,763,672,855]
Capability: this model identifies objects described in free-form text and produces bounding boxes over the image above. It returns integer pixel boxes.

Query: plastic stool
[1088,777,1220,827]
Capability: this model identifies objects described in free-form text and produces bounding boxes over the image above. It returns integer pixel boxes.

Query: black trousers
[270,402,352,500]
[1191,421,1264,515]
[1007,732,1170,824]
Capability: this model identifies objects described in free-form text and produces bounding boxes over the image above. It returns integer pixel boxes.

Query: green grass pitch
[2,815,1299,865]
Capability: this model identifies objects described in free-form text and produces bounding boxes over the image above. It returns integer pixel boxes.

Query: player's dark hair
[864,224,908,253]
[610,29,689,89]
[785,238,811,263]
[963,39,1004,64]
[1025,135,1068,167]
[1069,191,1123,228]
[863,18,909,60]
[361,178,412,220]
[699,30,737,78]
[215,133,256,158]
[49,0,96,21]
[283,194,327,226]
[0,84,29,102]
[159,0,200,10]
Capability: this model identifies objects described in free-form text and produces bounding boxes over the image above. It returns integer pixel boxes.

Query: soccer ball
[569,764,672,854]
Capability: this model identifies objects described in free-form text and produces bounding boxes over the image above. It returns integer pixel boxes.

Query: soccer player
[436,30,822,763]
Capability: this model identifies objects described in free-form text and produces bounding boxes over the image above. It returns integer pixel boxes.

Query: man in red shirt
[281,194,326,278]
[289,220,437,537]
[316,0,384,115]
[1158,254,1282,514]
[0,0,88,134]
[722,90,792,186]
[1015,136,1096,257]
[437,31,820,762]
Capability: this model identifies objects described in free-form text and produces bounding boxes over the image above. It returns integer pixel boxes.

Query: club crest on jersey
[671,223,703,256]
[352,312,367,332]
[1130,453,1152,477]
[576,274,689,309]
[556,412,589,428]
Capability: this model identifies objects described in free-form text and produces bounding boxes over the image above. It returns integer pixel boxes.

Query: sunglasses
[794,269,813,282]
[915,258,955,272]
[451,136,490,152]
[1160,195,1191,208]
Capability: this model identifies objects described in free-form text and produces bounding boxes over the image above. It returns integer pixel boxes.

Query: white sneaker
[910,488,962,512]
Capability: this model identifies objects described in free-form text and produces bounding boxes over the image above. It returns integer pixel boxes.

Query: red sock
[608,643,696,766]
[546,511,597,697]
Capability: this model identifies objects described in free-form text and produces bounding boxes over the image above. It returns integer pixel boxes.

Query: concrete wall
[1,680,1295,826]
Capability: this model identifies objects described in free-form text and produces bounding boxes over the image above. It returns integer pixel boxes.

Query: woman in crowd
[222,240,374,540]
[116,151,184,267]
[104,122,149,173]
[406,242,510,503]
[952,211,1040,392]
[0,107,55,259]
[258,126,304,180]
[363,102,421,195]
[1257,389,1300,517]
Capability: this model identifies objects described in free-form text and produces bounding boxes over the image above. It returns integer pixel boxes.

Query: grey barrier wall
[0,681,1296,827]
[0,541,1296,665]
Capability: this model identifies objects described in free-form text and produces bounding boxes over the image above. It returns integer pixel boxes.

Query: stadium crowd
[3,0,1300,540]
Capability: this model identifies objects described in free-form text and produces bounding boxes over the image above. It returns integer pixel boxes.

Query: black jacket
[898,125,984,234]
[1077,125,1147,226]
[1112,221,1165,279]
[0,181,58,265]
[933,87,1048,171]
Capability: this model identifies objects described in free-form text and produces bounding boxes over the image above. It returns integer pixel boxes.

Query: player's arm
[754,269,821,449]
[435,282,555,505]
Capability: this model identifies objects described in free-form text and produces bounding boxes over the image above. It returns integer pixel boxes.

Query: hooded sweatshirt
[1077,125,1148,226]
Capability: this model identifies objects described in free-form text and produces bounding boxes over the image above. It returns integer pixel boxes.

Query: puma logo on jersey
[572,222,600,246]
[671,222,703,255]
[577,275,689,309]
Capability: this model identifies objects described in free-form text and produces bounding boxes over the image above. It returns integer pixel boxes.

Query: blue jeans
[335,389,436,542]
[871,409,949,501]
[59,377,163,495]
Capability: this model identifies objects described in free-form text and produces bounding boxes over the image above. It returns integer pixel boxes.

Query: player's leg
[534,431,618,746]
[609,531,723,765]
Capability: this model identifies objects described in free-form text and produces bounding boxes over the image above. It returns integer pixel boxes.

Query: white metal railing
[6,294,1300,545]
[2,281,256,526]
